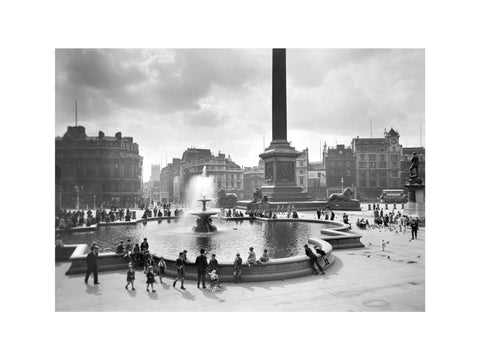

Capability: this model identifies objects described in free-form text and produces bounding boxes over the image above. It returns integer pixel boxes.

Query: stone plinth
[404,181,425,225]
[259,140,311,202]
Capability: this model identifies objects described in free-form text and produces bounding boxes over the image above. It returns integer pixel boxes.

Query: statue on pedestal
[408,152,423,185]
[409,152,419,178]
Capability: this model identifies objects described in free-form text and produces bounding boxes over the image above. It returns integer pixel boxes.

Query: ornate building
[179,149,244,201]
[296,148,309,192]
[352,128,403,201]
[55,126,143,209]
[325,144,356,197]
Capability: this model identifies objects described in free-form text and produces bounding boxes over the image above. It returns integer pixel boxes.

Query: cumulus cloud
[55,48,425,178]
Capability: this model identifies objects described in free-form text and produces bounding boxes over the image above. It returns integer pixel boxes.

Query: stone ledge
[64,239,335,282]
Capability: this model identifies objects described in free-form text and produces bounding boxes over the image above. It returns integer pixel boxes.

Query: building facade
[180,149,244,201]
[159,148,245,203]
[352,128,403,201]
[243,160,265,200]
[325,144,356,197]
[159,158,181,203]
[55,126,143,209]
[307,161,327,200]
[296,148,309,192]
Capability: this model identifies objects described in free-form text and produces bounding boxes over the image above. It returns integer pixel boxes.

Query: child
[208,269,220,291]
[233,253,242,283]
[146,265,156,292]
[158,256,166,284]
[125,264,136,290]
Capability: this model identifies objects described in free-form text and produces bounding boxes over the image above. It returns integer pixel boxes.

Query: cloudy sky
[55,49,425,180]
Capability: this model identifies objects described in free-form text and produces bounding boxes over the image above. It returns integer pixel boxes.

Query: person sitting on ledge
[292,211,298,219]
[304,244,325,275]
[314,245,330,265]
[125,239,133,255]
[157,210,163,217]
[208,254,218,273]
[116,241,125,254]
[133,243,141,264]
[247,247,256,267]
[141,238,149,253]
[257,249,270,264]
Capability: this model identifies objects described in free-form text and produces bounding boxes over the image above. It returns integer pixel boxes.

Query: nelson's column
[259,49,311,202]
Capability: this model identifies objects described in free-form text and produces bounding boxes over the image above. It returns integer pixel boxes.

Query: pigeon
[417,255,421,258]
[386,241,390,244]
[387,256,390,260]
[367,254,371,258]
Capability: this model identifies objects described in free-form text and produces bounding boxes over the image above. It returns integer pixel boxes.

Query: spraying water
[184,166,215,209]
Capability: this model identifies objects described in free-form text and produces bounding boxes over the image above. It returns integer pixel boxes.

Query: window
[392,161,399,168]
[380,154,385,161]
[379,162,387,168]
[360,171,367,179]
[359,162,366,168]
[369,180,377,188]
[369,162,376,168]
[360,154,365,161]
[299,161,304,167]
[360,180,367,188]
[391,154,399,161]
[368,154,376,161]
[346,169,352,177]
[379,171,387,179]
[300,178,304,185]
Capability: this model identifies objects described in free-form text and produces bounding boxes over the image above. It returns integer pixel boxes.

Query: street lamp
[341,177,344,192]
[93,194,96,209]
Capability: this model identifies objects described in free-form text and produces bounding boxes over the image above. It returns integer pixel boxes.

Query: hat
[236,253,240,256]
[304,244,309,248]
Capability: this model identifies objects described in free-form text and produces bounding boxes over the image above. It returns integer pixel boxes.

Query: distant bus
[379,189,407,204]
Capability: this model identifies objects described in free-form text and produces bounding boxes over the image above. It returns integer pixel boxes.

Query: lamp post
[341,177,344,192]
[93,194,96,209]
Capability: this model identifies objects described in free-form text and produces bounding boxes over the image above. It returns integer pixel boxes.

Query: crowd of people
[56,204,185,230]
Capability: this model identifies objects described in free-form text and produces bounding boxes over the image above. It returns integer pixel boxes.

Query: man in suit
[85,246,100,284]
[195,249,209,289]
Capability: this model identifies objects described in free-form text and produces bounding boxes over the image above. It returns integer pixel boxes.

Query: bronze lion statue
[328,187,354,202]
[217,189,238,208]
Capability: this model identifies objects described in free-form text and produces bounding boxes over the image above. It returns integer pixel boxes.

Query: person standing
[233,253,243,283]
[145,265,156,292]
[173,252,186,290]
[85,246,100,284]
[316,208,321,220]
[158,256,166,284]
[195,249,209,289]
[410,217,419,240]
[125,264,135,290]
[330,211,335,221]
[304,244,325,275]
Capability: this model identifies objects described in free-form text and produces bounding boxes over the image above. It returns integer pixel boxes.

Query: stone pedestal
[260,140,311,202]
[404,180,425,225]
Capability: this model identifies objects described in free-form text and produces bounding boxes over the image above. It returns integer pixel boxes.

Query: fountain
[187,166,219,233]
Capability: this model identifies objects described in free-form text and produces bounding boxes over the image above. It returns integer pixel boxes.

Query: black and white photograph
[4,1,480,359]
[55,48,426,312]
